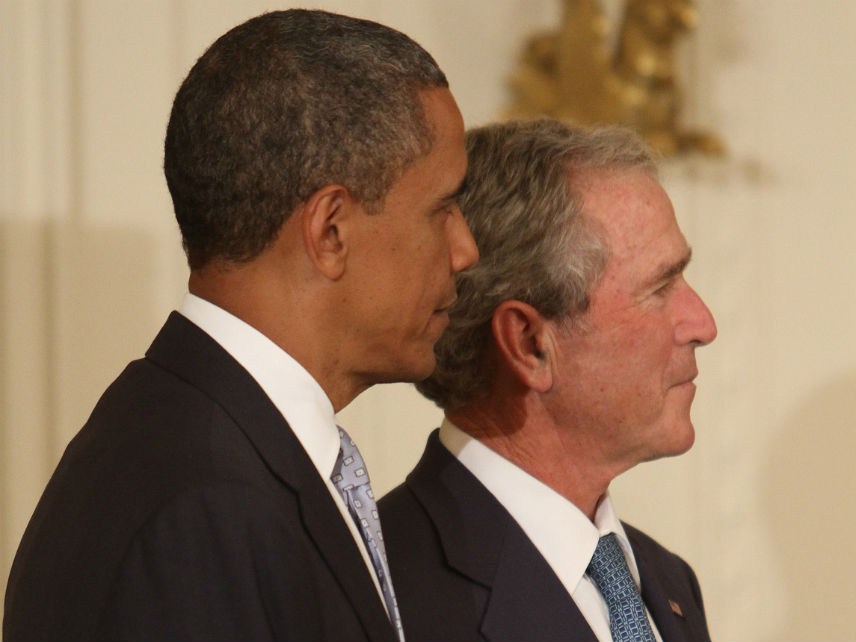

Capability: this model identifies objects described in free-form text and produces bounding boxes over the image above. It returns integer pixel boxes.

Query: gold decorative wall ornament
[507,0,723,156]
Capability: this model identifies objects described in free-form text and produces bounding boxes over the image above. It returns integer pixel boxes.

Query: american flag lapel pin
[668,599,684,617]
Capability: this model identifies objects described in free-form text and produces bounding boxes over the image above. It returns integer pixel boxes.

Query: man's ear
[491,300,553,393]
[301,184,352,280]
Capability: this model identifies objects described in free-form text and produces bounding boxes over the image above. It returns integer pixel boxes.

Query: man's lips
[672,368,699,387]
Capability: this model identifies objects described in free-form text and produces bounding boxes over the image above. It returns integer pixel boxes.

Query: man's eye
[438,202,457,216]
[653,280,674,296]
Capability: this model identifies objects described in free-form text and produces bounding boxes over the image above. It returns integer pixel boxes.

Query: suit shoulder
[623,522,694,571]
[378,483,437,558]
[378,481,418,516]
[4,360,294,640]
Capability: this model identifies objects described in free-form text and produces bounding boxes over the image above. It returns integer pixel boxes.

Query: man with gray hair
[4,9,476,641]
[379,119,716,641]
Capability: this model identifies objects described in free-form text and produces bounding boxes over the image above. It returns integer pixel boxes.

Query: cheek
[598,321,675,400]
[593,318,653,369]
[624,312,675,361]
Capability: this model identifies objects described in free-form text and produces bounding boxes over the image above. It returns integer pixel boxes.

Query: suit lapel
[637,552,687,642]
[296,474,397,642]
[407,432,597,642]
[480,525,598,642]
[628,526,711,642]
[146,313,395,642]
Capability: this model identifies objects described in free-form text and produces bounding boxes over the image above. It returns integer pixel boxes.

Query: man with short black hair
[4,10,477,641]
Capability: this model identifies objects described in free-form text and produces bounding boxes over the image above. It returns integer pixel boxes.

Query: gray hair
[164,10,448,269]
[417,119,657,410]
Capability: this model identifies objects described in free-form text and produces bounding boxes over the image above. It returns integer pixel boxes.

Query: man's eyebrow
[651,247,693,286]
[437,177,467,205]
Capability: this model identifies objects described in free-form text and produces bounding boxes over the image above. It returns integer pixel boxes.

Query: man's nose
[675,280,717,346]
[448,206,479,273]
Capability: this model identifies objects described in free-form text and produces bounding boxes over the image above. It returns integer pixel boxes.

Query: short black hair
[164,9,448,269]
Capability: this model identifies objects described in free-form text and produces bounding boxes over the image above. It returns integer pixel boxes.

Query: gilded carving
[507,0,723,156]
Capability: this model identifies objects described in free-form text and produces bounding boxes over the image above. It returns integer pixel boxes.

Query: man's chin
[369,352,437,385]
[642,421,695,463]
[667,421,696,456]
[410,353,438,383]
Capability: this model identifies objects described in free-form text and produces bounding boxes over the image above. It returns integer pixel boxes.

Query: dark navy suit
[4,313,396,642]
[379,431,711,642]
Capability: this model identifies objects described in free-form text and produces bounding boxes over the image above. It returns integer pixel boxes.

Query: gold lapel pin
[669,599,684,617]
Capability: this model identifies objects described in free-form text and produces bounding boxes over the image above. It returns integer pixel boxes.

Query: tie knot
[587,533,656,642]
[588,532,630,586]
[331,426,371,490]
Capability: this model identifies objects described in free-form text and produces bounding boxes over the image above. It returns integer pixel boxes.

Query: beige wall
[3,1,855,639]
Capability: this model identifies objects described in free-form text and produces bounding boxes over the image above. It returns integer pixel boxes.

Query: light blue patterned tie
[587,533,656,642]
[331,427,404,642]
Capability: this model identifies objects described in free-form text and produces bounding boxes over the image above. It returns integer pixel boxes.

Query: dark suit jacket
[378,431,711,642]
[3,312,396,642]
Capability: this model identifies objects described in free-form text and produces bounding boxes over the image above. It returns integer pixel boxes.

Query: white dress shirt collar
[177,293,389,608]
[438,417,643,592]
[178,293,341,479]
[438,418,664,641]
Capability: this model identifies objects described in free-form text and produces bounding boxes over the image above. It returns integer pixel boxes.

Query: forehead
[420,87,466,179]
[383,88,465,209]
[574,167,688,291]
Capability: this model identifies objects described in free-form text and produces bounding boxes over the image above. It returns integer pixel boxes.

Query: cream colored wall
[2,1,855,639]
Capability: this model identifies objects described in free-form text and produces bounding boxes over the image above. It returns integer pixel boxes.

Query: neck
[447,397,616,521]
[189,262,363,413]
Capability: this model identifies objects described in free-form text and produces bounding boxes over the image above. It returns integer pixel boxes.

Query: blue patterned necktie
[587,533,656,642]
[331,427,404,642]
